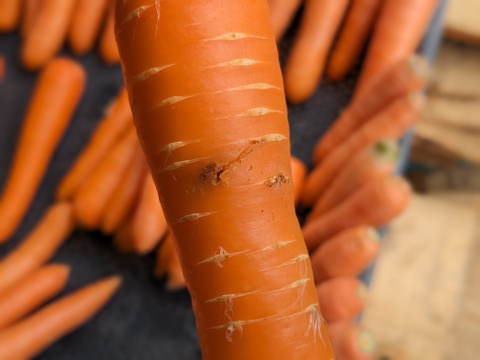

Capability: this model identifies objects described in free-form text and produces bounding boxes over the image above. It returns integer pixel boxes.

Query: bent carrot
[56,87,132,201]
[354,0,438,97]
[267,0,302,41]
[283,0,349,104]
[316,277,366,323]
[0,203,74,293]
[308,139,399,219]
[326,0,382,82]
[290,156,307,206]
[303,175,411,252]
[99,0,121,65]
[115,0,334,358]
[0,264,70,330]
[301,92,422,207]
[0,59,84,243]
[328,322,376,360]
[21,0,41,39]
[21,0,77,70]
[310,227,379,283]
[73,126,138,229]
[0,275,122,360]
[68,0,110,55]
[0,0,22,32]
[314,55,429,164]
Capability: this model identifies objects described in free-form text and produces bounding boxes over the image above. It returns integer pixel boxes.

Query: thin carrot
[0,59,84,243]
[327,322,376,360]
[301,92,422,207]
[115,0,335,358]
[0,203,74,293]
[283,0,349,104]
[0,275,122,360]
[68,0,110,55]
[354,0,438,97]
[153,232,174,278]
[308,139,399,219]
[0,264,70,330]
[326,0,382,82]
[267,0,302,41]
[100,142,147,235]
[130,173,168,255]
[112,217,135,254]
[56,87,132,201]
[0,0,22,32]
[290,156,307,206]
[73,126,138,229]
[310,227,379,283]
[99,0,121,65]
[303,175,411,252]
[314,55,429,164]
[20,0,77,70]
[21,0,41,39]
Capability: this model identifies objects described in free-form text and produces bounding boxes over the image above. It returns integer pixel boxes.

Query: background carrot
[112,218,135,254]
[267,0,302,41]
[166,239,186,291]
[326,0,382,82]
[328,322,376,360]
[290,156,307,206]
[153,233,174,278]
[283,0,350,104]
[0,264,70,330]
[99,0,121,65]
[0,0,22,32]
[0,58,84,243]
[21,0,40,39]
[0,203,74,293]
[0,275,122,360]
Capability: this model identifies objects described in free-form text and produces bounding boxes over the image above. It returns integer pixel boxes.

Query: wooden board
[444,0,480,45]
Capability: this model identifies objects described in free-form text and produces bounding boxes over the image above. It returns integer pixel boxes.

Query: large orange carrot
[326,0,382,82]
[267,0,302,41]
[290,156,307,206]
[20,0,77,70]
[310,227,379,283]
[130,174,168,255]
[314,55,429,164]
[0,264,70,330]
[354,0,438,97]
[115,0,335,358]
[73,127,138,229]
[301,93,422,207]
[68,0,110,55]
[308,139,398,219]
[56,87,132,201]
[0,276,121,360]
[328,322,376,360]
[283,0,349,104]
[316,277,366,323]
[303,175,411,252]
[99,0,121,65]
[21,0,40,39]
[0,0,22,32]
[0,203,74,293]
[100,142,147,235]
[0,59,84,243]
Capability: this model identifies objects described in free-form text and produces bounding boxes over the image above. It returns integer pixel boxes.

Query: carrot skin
[0,203,75,293]
[290,156,307,206]
[0,0,22,32]
[0,276,122,360]
[99,0,121,64]
[112,217,135,254]
[267,0,302,41]
[328,322,376,360]
[21,0,41,39]
[0,59,85,243]
[0,264,70,330]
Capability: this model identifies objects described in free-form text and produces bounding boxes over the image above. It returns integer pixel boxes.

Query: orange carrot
[68,0,110,55]
[328,322,376,360]
[20,0,77,70]
[267,0,302,41]
[100,142,147,234]
[112,217,135,254]
[0,56,4,83]
[56,87,132,201]
[130,174,168,255]
[301,92,422,207]
[326,0,382,82]
[73,126,138,229]
[0,264,70,330]
[0,275,122,360]
[153,232,174,278]
[316,277,366,323]
[290,156,307,206]
[283,0,349,104]
[310,227,379,283]
[309,139,399,219]
[314,55,429,164]
[303,175,411,252]
[0,203,74,293]
[354,0,438,97]
[0,59,84,243]
[21,0,40,39]
[0,0,22,32]
[115,0,335,357]
[99,0,121,65]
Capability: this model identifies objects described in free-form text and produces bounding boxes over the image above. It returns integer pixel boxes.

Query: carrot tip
[408,55,431,81]
[407,92,426,109]
[356,282,368,302]
[356,330,377,355]
[365,227,380,243]
[372,139,400,163]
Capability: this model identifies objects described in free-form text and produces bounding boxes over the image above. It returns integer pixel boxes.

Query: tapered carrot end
[48,264,72,280]
[408,91,426,110]
[97,275,123,296]
[408,54,431,82]
[371,139,400,163]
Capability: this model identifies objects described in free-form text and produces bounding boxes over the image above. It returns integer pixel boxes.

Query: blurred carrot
[112,218,135,254]
[290,156,307,206]
[267,0,302,41]
[0,59,84,243]
[0,264,70,330]
[166,240,186,291]
[310,227,379,282]
[0,203,74,293]
[21,0,40,39]
[0,0,22,32]
[0,56,4,83]
[0,276,122,360]
[328,322,376,360]
[56,87,132,201]
[21,0,77,70]
[153,233,174,278]
[303,175,411,251]
[99,0,121,64]
[327,0,382,82]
